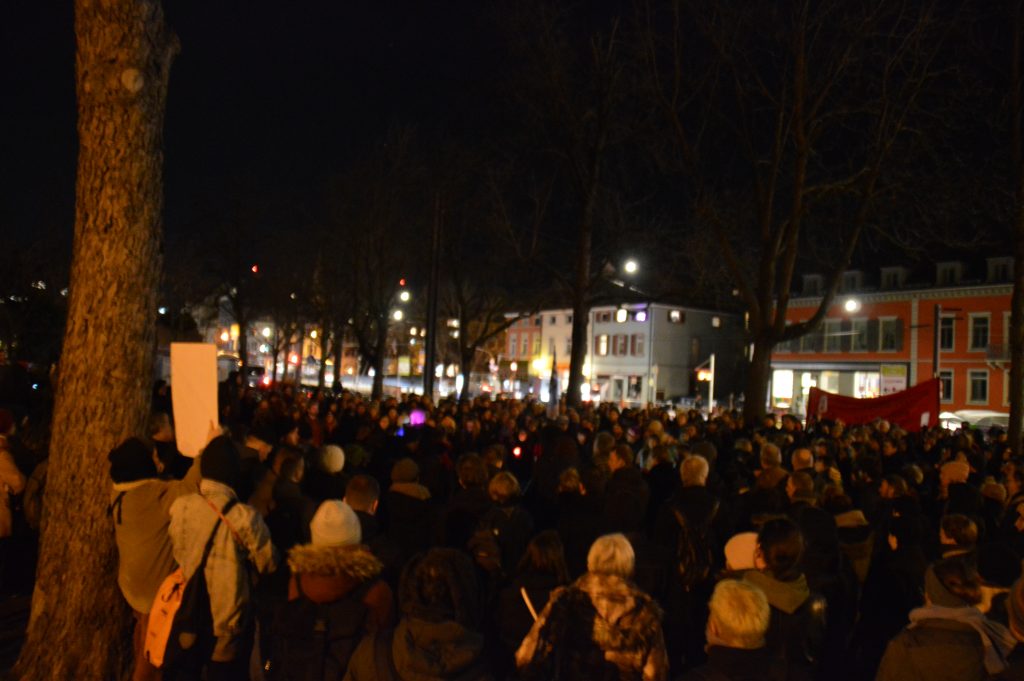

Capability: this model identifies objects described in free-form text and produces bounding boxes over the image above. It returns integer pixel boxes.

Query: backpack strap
[196,498,237,573]
[374,629,399,681]
[108,491,127,524]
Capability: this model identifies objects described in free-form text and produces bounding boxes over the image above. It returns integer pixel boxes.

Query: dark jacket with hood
[273,543,395,680]
[679,645,786,681]
[743,570,823,678]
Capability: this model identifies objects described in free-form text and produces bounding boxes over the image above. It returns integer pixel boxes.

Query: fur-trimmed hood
[288,543,384,605]
[288,543,383,579]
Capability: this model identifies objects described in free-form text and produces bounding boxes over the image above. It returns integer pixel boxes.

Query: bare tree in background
[642,0,955,422]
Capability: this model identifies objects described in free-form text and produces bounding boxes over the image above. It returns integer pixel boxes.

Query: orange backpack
[144,567,187,668]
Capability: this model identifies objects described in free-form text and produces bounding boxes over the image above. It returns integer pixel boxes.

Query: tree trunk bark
[14,2,176,679]
[743,336,774,426]
[371,319,388,399]
[332,326,343,390]
[458,348,475,404]
[316,325,330,390]
[566,209,593,409]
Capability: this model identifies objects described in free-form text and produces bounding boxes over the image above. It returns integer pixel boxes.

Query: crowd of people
[5,372,1024,680]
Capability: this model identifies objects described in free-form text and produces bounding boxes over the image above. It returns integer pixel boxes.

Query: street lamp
[624,259,639,275]
[399,290,411,303]
[392,309,404,321]
[844,298,862,314]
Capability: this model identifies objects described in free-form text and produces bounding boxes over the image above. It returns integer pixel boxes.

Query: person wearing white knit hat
[276,500,394,677]
[309,499,362,547]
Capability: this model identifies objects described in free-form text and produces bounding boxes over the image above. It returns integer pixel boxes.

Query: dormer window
[802,274,824,296]
[936,262,963,287]
[880,266,907,290]
[987,257,1013,283]
[841,271,863,293]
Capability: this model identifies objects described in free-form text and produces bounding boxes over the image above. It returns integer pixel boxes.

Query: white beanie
[310,500,361,547]
[320,445,345,474]
[724,532,759,571]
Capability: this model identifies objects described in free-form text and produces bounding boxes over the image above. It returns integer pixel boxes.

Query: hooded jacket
[343,616,492,681]
[744,570,823,673]
[515,572,669,681]
[169,479,278,659]
[109,458,201,612]
[287,543,395,630]
[272,543,395,680]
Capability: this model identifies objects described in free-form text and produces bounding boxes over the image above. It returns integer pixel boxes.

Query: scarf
[908,604,1017,674]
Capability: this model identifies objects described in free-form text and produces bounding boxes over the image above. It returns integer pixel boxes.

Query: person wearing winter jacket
[107,437,201,681]
[679,579,785,681]
[516,533,669,681]
[168,436,277,681]
[269,500,394,680]
[344,548,492,681]
[876,557,1016,681]
[742,518,824,680]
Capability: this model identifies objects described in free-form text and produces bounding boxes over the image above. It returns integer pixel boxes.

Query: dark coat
[678,645,786,681]
[604,466,651,534]
[875,618,988,681]
[381,483,436,563]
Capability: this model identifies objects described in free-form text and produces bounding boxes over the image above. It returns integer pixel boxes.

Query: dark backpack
[163,498,238,670]
[269,577,374,681]
[672,501,718,591]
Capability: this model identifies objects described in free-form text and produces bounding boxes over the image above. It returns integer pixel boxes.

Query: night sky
[1,0,502,248]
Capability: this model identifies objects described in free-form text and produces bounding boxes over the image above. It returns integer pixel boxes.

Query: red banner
[806,378,940,430]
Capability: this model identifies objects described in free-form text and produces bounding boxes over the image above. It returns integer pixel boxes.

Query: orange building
[771,259,1013,418]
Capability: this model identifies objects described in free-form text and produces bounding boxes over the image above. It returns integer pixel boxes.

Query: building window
[937,263,962,286]
[614,334,629,356]
[841,271,862,292]
[566,314,573,324]
[615,309,628,323]
[712,316,721,328]
[549,316,557,325]
[851,319,868,352]
[800,328,816,353]
[939,370,953,403]
[668,309,684,324]
[532,336,542,356]
[521,336,530,356]
[824,319,842,353]
[596,334,609,356]
[509,334,517,357]
[969,369,989,404]
[597,311,612,323]
[880,318,902,351]
[630,334,645,356]
[970,314,990,351]
[939,316,955,351]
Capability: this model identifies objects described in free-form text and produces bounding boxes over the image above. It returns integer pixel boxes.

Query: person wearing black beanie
[107,436,201,681]
[200,435,242,491]
[108,437,159,484]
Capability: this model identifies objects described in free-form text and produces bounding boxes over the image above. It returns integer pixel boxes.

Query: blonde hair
[488,471,521,504]
[587,533,635,578]
[681,455,710,486]
[709,580,771,649]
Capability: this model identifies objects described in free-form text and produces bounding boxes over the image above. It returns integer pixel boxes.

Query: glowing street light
[219,330,230,342]
[399,290,411,303]
[623,259,639,275]
[844,298,862,314]
[393,310,404,321]
[310,329,318,339]
[262,326,272,338]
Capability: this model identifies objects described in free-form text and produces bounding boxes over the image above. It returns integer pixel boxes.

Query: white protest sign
[170,343,219,458]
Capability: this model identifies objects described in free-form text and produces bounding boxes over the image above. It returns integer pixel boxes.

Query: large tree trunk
[743,336,774,426]
[332,326,343,390]
[1008,0,1024,453]
[458,347,475,403]
[565,211,593,409]
[14,2,176,679]
[316,325,330,390]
